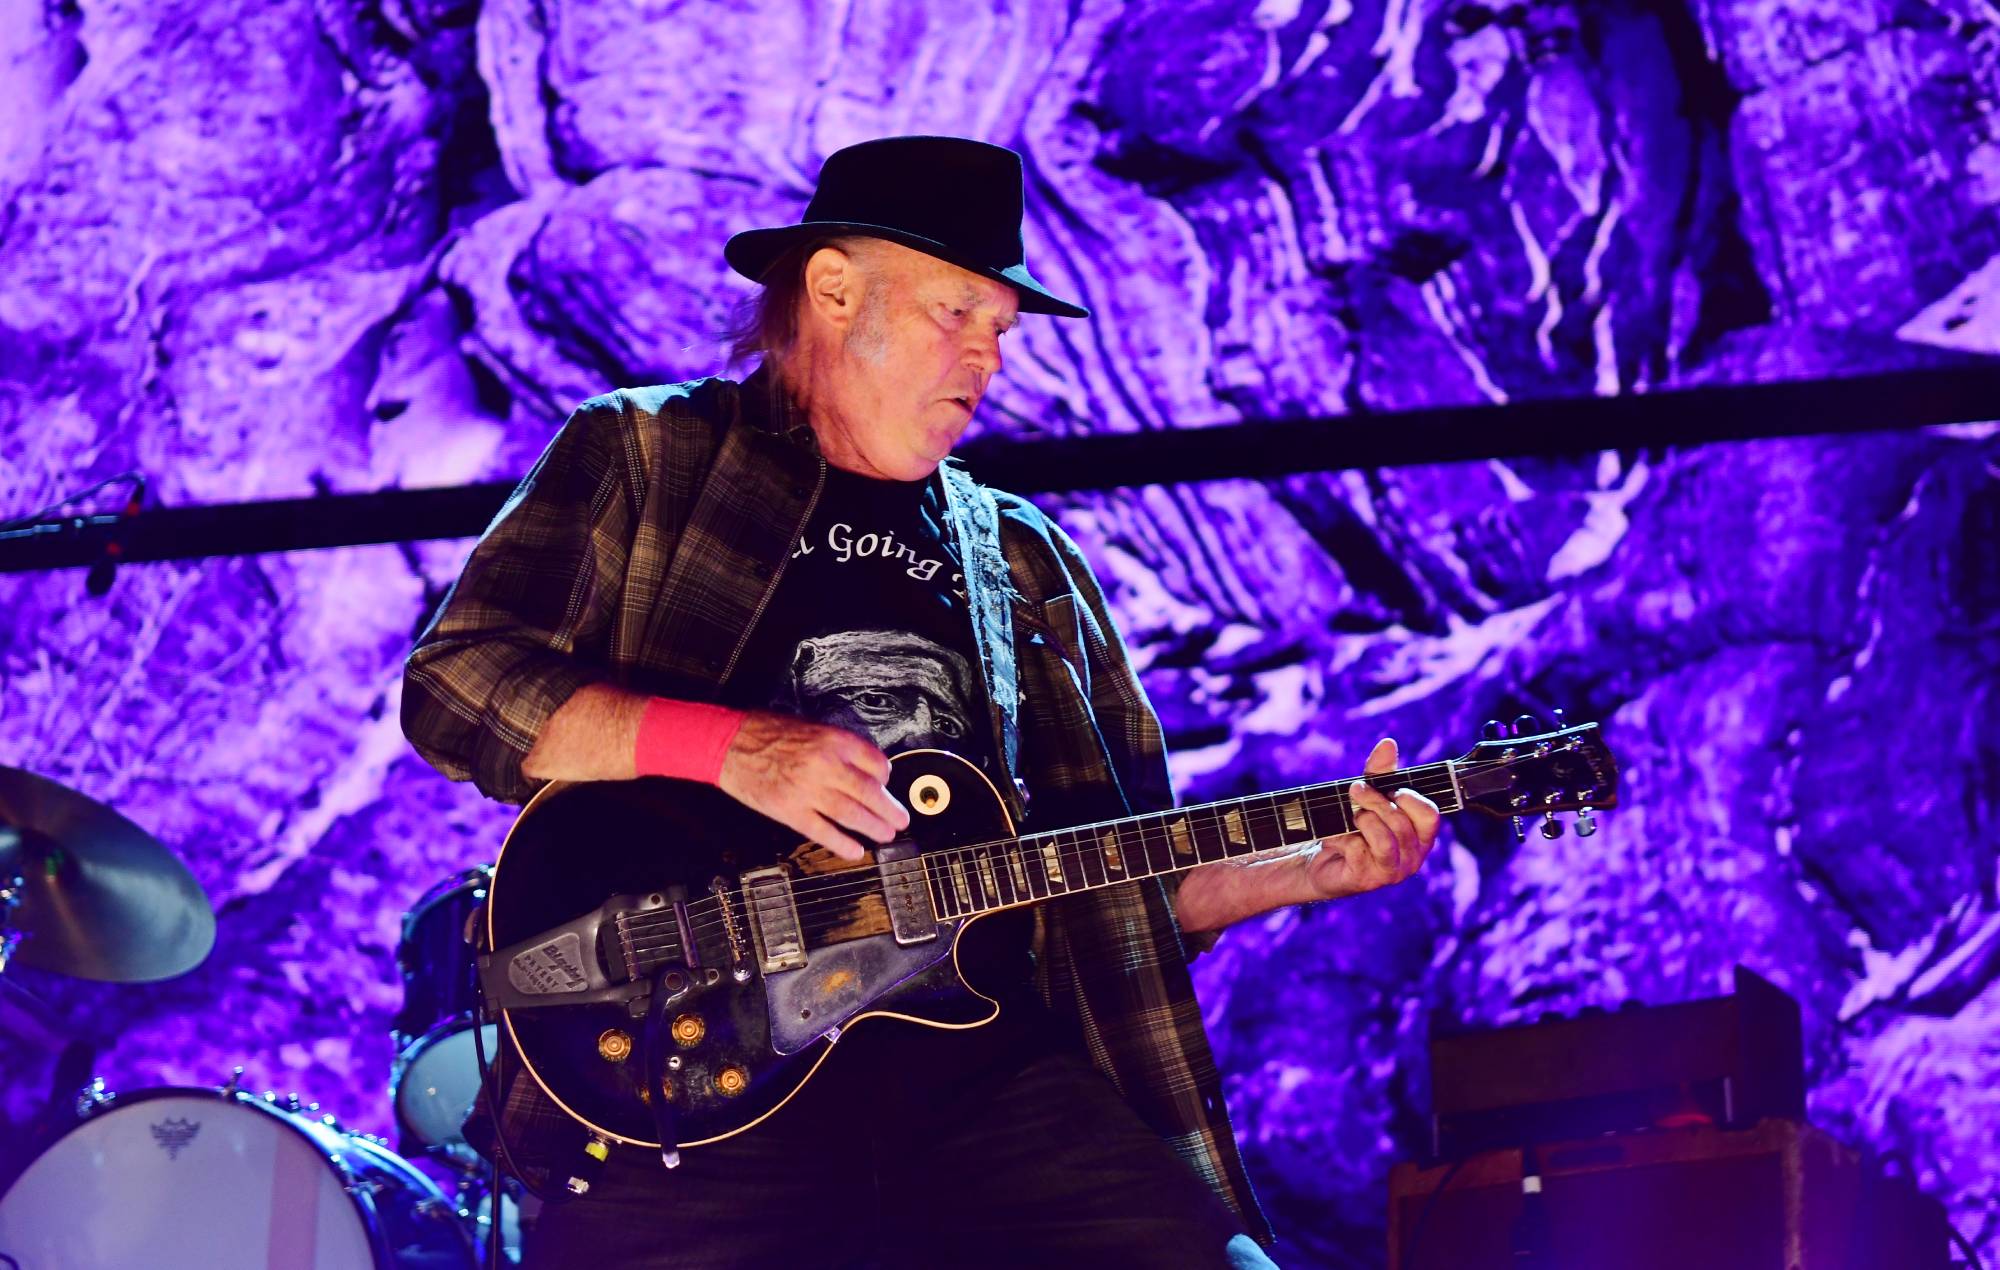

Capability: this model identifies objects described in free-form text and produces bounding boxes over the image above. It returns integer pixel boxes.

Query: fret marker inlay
[1168,817,1194,857]
[1006,847,1030,893]
[1099,829,1123,873]
[1281,798,1308,834]
[1041,842,1067,888]
[1223,808,1247,847]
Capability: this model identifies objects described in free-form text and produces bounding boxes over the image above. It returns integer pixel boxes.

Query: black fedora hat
[725,136,1089,319]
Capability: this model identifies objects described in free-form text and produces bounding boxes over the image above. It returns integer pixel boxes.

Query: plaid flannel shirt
[402,370,1269,1244]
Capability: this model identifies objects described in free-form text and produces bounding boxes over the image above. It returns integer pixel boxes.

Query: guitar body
[480,718,1617,1155]
[486,749,1014,1149]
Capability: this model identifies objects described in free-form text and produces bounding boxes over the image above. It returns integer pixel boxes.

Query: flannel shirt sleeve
[401,395,642,804]
[1041,517,1222,958]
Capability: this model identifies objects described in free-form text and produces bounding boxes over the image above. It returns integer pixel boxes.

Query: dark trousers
[522,1050,1275,1268]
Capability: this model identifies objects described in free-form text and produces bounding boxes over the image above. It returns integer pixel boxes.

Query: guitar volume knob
[715,1065,749,1097]
[597,1029,633,1063]
[671,1014,706,1048]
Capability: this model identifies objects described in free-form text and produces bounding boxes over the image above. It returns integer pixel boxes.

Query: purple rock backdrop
[3,0,1998,1265]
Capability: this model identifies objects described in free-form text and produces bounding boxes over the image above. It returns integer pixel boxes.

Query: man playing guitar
[402,135,1439,1268]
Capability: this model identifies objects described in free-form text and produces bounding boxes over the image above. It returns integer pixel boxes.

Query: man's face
[807,242,1020,481]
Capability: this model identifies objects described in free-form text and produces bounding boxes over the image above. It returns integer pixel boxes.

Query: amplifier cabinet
[1388,1120,1949,1270]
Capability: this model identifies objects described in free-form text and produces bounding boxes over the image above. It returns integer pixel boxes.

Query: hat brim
[724,222,1090,319]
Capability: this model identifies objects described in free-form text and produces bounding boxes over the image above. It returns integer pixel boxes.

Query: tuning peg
[1540,816,1564,839]
[1512,713,1540,737]
[1576,808,1597,837]
[1511,816,1527,842]
[1482,719,1505,740]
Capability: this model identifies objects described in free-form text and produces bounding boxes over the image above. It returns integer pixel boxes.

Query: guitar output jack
[908,774,951,816]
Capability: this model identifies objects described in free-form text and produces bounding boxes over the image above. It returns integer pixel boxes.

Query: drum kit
[0,766,523,1268]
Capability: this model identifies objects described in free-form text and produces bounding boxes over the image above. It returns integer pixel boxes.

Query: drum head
[393,1023,499,1157]
[0,1089,381,1269]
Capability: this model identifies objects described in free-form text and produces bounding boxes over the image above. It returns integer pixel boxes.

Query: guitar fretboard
[914,760,1465,920]
[619,759,1470,981]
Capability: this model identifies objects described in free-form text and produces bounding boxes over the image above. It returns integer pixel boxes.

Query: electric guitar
[478,719,1618,1159]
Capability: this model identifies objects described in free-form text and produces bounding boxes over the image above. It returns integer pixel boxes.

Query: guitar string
[634,766,1465,924]
[585,748,1595,949]
[614,783,1461,955]
[613,750,1596,953]
[611,769,1488,954]
[610,755,1587,950]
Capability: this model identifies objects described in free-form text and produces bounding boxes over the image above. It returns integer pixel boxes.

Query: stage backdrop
[3,1,1997,1264]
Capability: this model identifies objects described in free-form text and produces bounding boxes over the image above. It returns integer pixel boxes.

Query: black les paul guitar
[478,721,1618,1160]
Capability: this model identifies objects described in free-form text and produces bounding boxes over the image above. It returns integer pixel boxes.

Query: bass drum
[0,1087,476,1270]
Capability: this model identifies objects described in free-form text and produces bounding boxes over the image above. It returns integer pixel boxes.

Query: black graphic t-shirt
[717,465,1052,1119]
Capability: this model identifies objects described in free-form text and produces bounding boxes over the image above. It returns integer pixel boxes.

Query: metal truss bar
[3,365,1997,573]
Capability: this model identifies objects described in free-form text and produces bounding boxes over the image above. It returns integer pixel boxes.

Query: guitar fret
[1192,810,1228,864]
[949,853,975,910]
[1137,815,1173,876]
[1075,829,1109,889]
[1245,796,1290,853]
[927,853,959,919]
[1309,787,1353,840]
[1018,837,1051,899]
[975,847,1002,908]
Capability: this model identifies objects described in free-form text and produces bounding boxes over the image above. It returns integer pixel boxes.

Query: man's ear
[802,246,860,331]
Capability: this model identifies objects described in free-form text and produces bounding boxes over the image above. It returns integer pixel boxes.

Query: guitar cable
[469,908,568,1265]
[1400,1155,1468,1268]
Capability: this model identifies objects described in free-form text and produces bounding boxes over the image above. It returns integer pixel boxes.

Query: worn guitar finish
[482,724,1618,1152]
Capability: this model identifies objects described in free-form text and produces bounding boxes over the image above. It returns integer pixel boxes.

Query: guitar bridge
[740,866,807,974]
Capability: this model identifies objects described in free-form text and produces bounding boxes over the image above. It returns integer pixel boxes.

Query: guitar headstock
[1454,715,1619,840]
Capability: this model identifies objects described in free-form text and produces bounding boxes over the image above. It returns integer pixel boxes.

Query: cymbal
[0,766,214,982]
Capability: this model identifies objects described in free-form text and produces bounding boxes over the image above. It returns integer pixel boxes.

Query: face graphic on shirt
[780,629,977,755]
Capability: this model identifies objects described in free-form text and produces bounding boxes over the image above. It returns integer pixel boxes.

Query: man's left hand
[1305,737,1440,900]
[1173,736,1443,934]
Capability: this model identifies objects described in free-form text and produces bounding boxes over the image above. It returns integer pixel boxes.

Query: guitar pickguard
[763,923,967,1054]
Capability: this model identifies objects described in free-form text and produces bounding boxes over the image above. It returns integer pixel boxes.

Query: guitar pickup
[740,866,808,973]
[875,842,938,946]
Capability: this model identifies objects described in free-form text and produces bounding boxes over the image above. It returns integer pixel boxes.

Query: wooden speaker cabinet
[1388,1120,1950,1270]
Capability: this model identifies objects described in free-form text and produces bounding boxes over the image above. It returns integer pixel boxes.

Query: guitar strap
[937,459,1026,822]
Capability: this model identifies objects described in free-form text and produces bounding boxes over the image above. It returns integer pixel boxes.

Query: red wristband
[634,698,748,785]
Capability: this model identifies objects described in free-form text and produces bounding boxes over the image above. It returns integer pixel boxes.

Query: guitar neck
[917,759,1467,921]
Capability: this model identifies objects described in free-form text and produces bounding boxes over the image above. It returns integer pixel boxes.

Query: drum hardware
[392,866,501,1173]
[0,765,215,982]
[72,1076,110,1118]
[0,871,23,973]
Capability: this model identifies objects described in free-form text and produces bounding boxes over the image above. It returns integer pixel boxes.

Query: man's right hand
[716,711,910,861]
